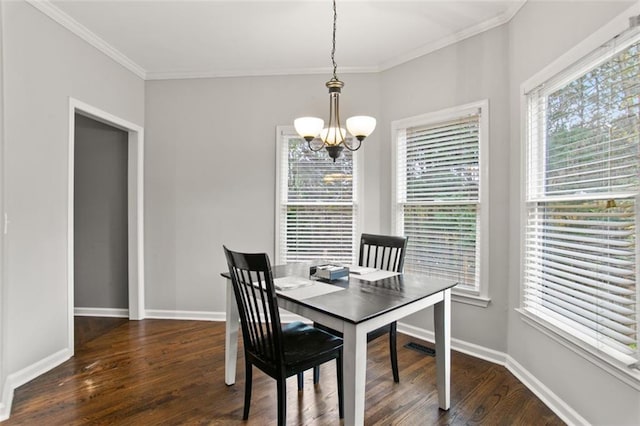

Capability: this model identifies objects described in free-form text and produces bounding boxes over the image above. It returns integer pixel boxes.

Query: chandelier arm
[326,91,337,145]
[343,138,362,152]
[307,139,327,152]
[326,95,334,143]
[334,91,345,146]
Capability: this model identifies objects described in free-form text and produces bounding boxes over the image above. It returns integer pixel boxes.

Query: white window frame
[518,4,640,389]
[275,126,363,265]
[391,100,490,307]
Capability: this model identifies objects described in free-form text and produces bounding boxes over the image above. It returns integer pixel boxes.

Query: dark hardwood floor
[3,317,564,425]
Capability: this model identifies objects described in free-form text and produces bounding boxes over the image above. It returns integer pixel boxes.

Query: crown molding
[27,0,527,81]
[378,0,527,72]
[26,0,147,80]
[145,65,379,81]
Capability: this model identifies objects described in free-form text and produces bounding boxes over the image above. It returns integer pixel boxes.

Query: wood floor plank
[3,317,565,425]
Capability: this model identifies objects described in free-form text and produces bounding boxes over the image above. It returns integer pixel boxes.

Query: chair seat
[282,322,343,371]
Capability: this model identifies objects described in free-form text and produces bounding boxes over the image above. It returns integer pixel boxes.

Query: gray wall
[378,2,639,423]
[1,0,144,384]
[507,1,640,425]
[144,73,381,312]
[1,0,639,424]
[379,24,511,352]
[74,114,128,309]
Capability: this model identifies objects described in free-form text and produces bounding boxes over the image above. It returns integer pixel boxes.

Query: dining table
[222,262,456,426]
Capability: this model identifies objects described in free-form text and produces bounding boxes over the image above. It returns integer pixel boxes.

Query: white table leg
[342,323,367,426]
[225,278,239,385]
[434,288,451,410]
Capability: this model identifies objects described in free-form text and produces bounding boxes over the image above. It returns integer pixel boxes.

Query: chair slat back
[224,246,283,368]
[359,234,408,273]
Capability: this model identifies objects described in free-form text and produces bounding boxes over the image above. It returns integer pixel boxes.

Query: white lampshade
[294,117,324,139]
[346,116,377,138]
[320,127,347,145]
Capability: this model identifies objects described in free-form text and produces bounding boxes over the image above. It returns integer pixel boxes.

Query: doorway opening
[74,114,128,347]
[67,98,144,355]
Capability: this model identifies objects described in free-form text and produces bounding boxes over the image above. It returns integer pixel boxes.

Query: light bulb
[294,117,324,141]
[346,116,376,140]
[320,127,347,146]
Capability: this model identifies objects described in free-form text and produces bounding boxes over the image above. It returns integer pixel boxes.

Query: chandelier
[294,0,376,161]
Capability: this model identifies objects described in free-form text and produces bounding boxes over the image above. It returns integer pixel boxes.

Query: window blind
[278,134,357,264]
[396,114,481,291]
[524,34,639,365]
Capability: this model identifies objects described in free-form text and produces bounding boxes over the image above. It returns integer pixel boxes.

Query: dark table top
[222,263,457,325]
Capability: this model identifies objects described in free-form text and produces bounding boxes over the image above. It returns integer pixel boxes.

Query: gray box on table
[310,264,349,281]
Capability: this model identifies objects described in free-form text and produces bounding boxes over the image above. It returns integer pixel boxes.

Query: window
[392,101,489,302]
[275,127,360,265]
[523,30,639,370]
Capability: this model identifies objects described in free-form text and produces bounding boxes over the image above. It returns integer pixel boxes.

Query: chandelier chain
[331,0,338,80]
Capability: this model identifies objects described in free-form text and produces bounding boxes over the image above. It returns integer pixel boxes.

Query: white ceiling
[33,0,526,80]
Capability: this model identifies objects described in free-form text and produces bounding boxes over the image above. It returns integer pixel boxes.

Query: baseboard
[144,309,226,321]
[396,321,507,365]
[0,348,71,421]
[0,378,11,421]
[505,356,588,426]
[74,307,129,318]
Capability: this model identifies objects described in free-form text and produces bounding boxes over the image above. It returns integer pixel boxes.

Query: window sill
[451,290,491,308]
[517,308,640,391]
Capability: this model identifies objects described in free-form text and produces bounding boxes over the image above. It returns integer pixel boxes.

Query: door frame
[67,98,145,353]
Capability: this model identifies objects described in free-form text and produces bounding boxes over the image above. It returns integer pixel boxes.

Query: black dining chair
[307,233,408,385]
[223,246,344,425]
